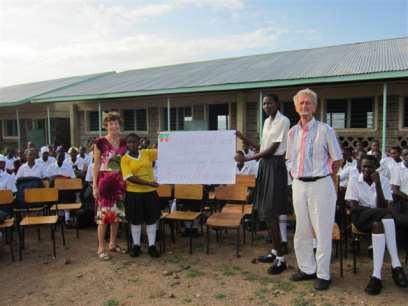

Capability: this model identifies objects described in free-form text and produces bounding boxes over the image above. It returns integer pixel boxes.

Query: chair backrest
[24,188,58,204]
[235,175,256,188]
[214,185,248,202]
[174,185,203,200]
[54,178,83,191]
[0,190,14,206]
[157,184,173,198]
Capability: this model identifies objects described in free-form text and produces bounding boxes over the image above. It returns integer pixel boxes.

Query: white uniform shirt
[338,159,358,188]
[380,157,400,178]
[80,153,92,167]
[64,156,85,171]
[345,173,393,208]
[260,111,290,156]
[15,162,44,179]
[35,156,57,173]
[235,161,259,177]
[85,163,94,182]
[44,162,75,178]
[5,156,18,171]
[0,170,17,192]
[391,162,408,195]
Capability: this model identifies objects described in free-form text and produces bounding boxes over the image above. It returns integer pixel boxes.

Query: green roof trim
[32,70,408,103]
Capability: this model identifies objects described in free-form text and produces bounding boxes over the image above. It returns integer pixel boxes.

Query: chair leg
[76,218,79,239]
[251,213,256,245]
[170,222,175,243]
[352,237,357,274]
[236,226,240,257]
[206,225,210,255]
[189,220,193,255]
[8,228,15,262]
[339,239,343,277]
[51,224,56,258]
[60,221,66,246]
[242,221,246,245]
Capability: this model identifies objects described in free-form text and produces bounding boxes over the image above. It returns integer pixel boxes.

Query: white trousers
[292,176,337,280]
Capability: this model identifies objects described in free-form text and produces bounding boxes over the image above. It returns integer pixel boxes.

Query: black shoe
[281,242,288,255]
[290,270,317,282]
[130,245,140,257]
[148,246,160,258]
[257,252,276,263]
[365,276,382,295]
[392,267,408,288]
[267,259,287,275]
[314,278,331,291]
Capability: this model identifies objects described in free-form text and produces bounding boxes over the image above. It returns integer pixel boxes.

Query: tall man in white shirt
[345,155,408,295]
[286,88,343,290]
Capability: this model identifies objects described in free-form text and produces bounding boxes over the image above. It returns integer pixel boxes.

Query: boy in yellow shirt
[121,133,160,257]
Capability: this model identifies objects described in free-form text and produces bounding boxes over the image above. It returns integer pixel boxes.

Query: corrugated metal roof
[26,37,408,103]
[0,72,115,106]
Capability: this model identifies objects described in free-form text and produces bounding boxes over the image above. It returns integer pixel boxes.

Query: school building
[1,37,407,153]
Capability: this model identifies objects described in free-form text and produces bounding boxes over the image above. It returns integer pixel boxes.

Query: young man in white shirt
[380,146,402,179]
[338,147,357,190]
[16,149,44,180]
[234,151,258,176]
[390,148,408,228]
[65,147,85,177]
[36,146,56,173]
[345,155,408,295]
[0,155,16,193]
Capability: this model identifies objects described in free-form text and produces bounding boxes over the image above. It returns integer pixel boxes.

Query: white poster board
[157,131,236,184]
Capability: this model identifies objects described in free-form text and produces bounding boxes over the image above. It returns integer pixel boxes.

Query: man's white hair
[293,88,318,105]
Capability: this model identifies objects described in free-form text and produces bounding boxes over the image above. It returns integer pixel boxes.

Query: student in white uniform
[338,147,357,189]
[0,155,16,192]
[36,146,56,173]
[234,151,258,176]
[4,147,19,174]
[367,140,382,159]
[65,147,85,177]
[345,155,408,295]
[380,146,402,180]
[16,149,44,180]
[79,146,92,168]
[45,152,75,179]
[390,148,408,229]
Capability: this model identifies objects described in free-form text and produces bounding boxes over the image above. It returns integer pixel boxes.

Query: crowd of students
[1,107,408,296]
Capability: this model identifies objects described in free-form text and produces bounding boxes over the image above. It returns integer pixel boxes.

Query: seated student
[79,145,92,168]
[235,151,258,176]
[390,148,408,228]
[121,133,160,258]
[242,144,256,158]
[381,146,402,179]
[65,147,85,178]
[44,151,76,179]
[367,140,382,159]
[16,148,44,180]
[4,146,19,175]
[0,155,16,193]
[345,155,408,295]
[338,147,357,190]
[36,146,56,172]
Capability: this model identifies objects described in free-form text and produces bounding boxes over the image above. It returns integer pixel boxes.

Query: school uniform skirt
[253,155,288,223]
[351,206,393,233]
[125,191,161,225]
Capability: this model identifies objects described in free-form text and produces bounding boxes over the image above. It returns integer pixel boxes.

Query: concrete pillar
[69,104,79,146]
[236,92,246,150]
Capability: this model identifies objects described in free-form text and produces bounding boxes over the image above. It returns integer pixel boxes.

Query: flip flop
[109,244,126,253]
[98,251,111,261]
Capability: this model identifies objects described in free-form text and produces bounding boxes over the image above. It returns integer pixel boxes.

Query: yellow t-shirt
[120,149,158,193]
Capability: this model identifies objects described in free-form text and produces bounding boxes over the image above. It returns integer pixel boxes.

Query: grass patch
[102,299,119,306]
[182,298,192,303]
[241,270,259,282]
[259,276,277,285]
[254,287,268,300]
[214,293,226,300]
[219,264,237,277]
[291,296,316,306]
[186,268,205,278]
[272,280,295,293]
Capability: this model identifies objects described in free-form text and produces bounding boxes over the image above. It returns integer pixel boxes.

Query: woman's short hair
[293,88,318,106]
[103,111,122,126]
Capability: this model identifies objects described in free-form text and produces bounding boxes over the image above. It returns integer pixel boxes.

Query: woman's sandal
[98,251,111,261]
[109,244,126,254]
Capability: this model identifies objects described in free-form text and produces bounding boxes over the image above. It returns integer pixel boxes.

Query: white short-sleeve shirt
[260,111,290,156]
[0,170,17,192]
[235,161,259,177]
[391,162,408,195]
[5,156,18,171]
[338,159,358,188]
[85,163,94,182]
[44,162,75,178]
[345,173,393,208]
[15,162,44,179]
[36,156,57,173]
[64,156,85,171]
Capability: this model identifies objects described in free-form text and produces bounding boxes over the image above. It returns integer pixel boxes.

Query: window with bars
[88,111,100,132]
[123,109,147,132]
[2,120,18,137]
[163,107,192,131]
[325,97,374,129]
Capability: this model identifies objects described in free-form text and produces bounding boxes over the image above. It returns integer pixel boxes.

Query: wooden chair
[351,223,370,274]
[50,178,83,238]
[162,185,203,254]
[206,185,249,257]
[235,174,256,188]
[0,190,16,261]
[19,188,62,260]
[332,222,343,277]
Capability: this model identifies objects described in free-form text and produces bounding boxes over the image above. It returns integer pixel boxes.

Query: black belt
[297,175,329,182]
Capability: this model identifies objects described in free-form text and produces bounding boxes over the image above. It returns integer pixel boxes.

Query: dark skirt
[125,191,161,225]
[351,206,393,233]
[253,155,288,222]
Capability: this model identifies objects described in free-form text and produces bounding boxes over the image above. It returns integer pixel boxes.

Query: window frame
[399,96,408,131]
[2,119,19,139]
[162,106,193,131]
[122,108,148,133]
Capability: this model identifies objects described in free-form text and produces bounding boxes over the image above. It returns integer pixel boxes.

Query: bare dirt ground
[0,226,407,306]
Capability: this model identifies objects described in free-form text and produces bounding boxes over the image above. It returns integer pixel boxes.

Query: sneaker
[392,267,408,288]
[148,246,160,258]
[290,270,317,282]
[365,276,382,295]
[257,252,276,263]
[267,259,287,275]
[129,245,141,257]
[314,278,331,291]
